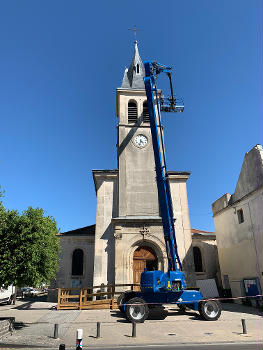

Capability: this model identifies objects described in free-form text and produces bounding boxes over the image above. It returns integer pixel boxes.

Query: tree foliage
[0,190,59,287]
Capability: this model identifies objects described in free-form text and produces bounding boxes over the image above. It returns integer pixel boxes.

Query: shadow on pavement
[167,308,200,319]
[221,302,263,317]
[110,312,130,323]
[13,301,35,310]
[148,306,168,320]
[111,306,201,322]
[13,321,29,330]
[13,299,54,311]
[188,315,205,321]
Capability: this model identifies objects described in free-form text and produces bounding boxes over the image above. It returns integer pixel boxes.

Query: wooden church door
[133,246,158,290]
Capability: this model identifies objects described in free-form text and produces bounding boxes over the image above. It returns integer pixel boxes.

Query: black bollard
[96,322,101,338]
[241,319,247,334]
[132,322,136,338]
[54,324,59,339]
[59,345,65,350]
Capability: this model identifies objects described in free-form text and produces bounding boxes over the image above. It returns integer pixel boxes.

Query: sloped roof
[59,224,95,236]
[233,144,263,203]
[212,144,263,216]
[191,228,215,236]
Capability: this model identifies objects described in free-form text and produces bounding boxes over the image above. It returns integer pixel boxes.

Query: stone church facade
[54,42,198,293]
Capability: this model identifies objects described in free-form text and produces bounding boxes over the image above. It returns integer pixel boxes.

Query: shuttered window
[128,101,137,123]
[143,101,150,123]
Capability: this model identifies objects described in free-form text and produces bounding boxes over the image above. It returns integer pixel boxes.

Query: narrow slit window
[237,209,244,224]
[128,101,137,123]
[193,247,203,272]
[137,64,139,74]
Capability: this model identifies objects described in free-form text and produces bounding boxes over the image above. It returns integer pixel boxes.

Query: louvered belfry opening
[143,101,150,122]
[128,101,138,123]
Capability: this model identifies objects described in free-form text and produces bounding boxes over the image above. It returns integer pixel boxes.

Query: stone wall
[55,236,95,288]
[192,235,221,285]
[212,145,263,302]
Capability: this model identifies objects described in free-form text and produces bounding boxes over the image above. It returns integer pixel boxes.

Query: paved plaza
[0,301,262,348]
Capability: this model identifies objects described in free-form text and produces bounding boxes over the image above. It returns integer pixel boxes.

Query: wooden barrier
[57,284,140,310]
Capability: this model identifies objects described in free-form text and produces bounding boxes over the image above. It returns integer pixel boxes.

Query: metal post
[76,328,83,349]
[96,322,101,338]
[241,319,247,334]
[54,324,59,339]
[132,322,136,337]
[59,344,65,350]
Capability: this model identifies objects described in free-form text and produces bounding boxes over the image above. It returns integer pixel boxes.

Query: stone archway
[133,246,158,288]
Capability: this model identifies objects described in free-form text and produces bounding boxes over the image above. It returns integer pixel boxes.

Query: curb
[1,340,263,349]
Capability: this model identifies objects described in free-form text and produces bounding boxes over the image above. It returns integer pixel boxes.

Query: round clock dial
[134,134,148,148]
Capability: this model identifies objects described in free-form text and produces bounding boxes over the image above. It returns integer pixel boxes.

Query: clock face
[134,134,148,148]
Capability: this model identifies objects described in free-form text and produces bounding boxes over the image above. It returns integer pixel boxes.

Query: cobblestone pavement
[38,310,80,325]
[0,308,80,348]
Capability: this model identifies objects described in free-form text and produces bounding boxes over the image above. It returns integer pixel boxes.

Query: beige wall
[213,188,263,300]
[113,218,167,290]
[93,172,118,287]
[116,88,161,217]
[192,236,221,284]
[56,235,95,288]
[169,176,196,285]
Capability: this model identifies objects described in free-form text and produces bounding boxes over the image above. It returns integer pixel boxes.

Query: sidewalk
[0,301,262,348]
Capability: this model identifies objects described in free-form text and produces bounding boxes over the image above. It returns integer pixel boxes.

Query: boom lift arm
[144,60,183,272]
[118,60,222,324]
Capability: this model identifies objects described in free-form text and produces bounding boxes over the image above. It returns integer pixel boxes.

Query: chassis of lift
[117,290,222,323]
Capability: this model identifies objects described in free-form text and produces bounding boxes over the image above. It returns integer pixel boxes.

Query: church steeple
[121,41,145,89]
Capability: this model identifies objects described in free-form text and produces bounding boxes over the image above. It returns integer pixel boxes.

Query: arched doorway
[133,246,158,289]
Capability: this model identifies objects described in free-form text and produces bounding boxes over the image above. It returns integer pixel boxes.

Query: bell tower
[116,41,160,217]
[93,41,195,288]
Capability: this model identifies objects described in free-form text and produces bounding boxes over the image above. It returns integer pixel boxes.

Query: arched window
[72,249,84,276]
[193,247,203,272]
[143,101,150,122]
[128,101,138,123]
[136,64,139,74]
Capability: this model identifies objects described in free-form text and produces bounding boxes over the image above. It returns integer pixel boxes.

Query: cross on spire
[128,24,141,42]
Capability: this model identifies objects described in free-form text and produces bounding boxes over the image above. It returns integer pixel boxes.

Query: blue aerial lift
[118,60,222,323]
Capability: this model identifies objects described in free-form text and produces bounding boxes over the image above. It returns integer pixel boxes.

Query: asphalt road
[0,342,263,350]
[76,344,263,350]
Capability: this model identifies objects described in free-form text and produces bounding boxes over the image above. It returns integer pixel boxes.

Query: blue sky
[0,0,262,232]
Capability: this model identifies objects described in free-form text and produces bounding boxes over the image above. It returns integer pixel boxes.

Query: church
[53,42,218,295]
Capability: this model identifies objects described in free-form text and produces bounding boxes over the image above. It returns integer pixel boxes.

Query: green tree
[0,193,59,288]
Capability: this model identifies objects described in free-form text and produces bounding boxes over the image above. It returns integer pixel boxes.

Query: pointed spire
[121,41,145,89]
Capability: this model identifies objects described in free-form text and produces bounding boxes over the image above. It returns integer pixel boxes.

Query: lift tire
[125,297,149,323]
[198,300,221,321]
[117,293,125,313]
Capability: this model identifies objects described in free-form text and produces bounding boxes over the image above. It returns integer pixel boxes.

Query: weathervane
[128,24,141,42]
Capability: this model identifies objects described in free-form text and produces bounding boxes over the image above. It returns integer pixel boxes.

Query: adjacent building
[212,145,263,305]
